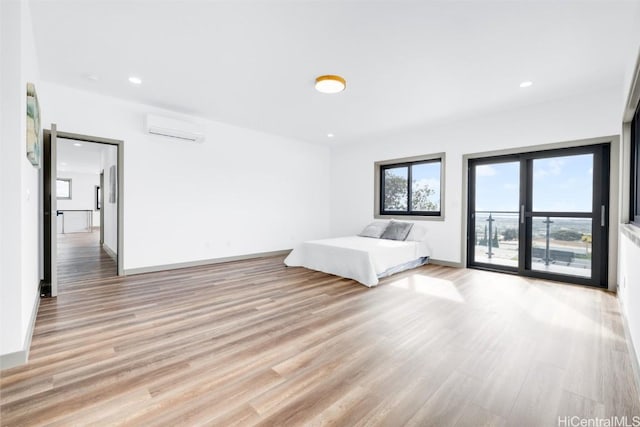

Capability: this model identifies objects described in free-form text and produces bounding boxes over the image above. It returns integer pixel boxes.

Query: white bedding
[284,236,431,287]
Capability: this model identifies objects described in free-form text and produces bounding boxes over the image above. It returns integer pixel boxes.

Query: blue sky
[475,154,593,212]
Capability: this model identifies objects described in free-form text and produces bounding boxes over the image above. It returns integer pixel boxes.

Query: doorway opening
[42,126,124,297]
[467,143,610,287]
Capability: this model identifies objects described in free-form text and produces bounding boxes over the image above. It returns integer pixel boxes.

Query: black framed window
[379,158,442,216]
[631,100,640,225]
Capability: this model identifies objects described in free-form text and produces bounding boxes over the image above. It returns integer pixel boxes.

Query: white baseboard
[124,249,292,276]
[429,258,464,268]
[102,243,117,262]
[0,290,40,370]
[125,253,461,276]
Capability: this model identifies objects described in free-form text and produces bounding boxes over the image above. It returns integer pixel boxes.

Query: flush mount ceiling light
[315,75,346,94]
[519,80,533,88]
[128,76,142,85]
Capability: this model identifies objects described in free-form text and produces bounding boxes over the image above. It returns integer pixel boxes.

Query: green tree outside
[550,229,582,241]
[384,170,437,211]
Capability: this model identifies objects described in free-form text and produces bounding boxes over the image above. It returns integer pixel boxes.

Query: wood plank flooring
[1,257,639,426]
[57,230,117,287]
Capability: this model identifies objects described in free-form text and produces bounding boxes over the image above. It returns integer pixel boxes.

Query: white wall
[56,172,100,228]
[0,0,23,357]
[39,82,331,271]
[619,230,640,361]
[101,145,117,255]
[330,86,622,265]
[618,3,640,380]
[0,0,41,359]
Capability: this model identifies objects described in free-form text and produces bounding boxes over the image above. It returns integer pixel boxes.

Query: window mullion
[407,165,412,213]
[380,166,386,214]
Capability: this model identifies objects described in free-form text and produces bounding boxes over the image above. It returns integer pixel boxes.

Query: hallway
[57,229,117,287]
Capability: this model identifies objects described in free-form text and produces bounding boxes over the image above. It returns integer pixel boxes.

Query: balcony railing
[474,211,591,276]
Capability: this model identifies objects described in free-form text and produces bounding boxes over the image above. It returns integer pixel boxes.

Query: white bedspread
[284,236,431,287]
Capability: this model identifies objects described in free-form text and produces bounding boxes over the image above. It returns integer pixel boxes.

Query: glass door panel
[532,154,593,212]
[530,217,592,278]
[528,153,595,281]
[471,161,520,270]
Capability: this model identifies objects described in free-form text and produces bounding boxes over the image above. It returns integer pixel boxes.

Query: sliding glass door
[470,160,521,271]
[468,144,609,287]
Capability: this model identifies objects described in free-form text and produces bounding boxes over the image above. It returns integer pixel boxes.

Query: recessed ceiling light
[86,74,99,82]
[327,133,335,138]
[73,143,83,147]
[519,81,533,88]
[315,75,346,94]
[128,76,142,85]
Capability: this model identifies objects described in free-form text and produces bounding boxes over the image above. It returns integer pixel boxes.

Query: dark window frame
[379,157,443,217]
[631,100,640,226]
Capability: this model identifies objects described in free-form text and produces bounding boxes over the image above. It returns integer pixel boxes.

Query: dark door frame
[99,171,105,245]
[42,126,124,297]
[466,154,520,276]
[467,144,610,288]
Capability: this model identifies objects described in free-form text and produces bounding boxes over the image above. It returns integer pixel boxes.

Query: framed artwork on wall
[109,165,116,204]
[26,82,41,167]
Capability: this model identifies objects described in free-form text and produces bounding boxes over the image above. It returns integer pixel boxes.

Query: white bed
[284,235,431,287]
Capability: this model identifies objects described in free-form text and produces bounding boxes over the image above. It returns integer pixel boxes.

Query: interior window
[56,178,72,200]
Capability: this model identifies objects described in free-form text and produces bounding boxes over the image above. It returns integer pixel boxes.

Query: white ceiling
[30,0,640,144]
[57,138,109,174]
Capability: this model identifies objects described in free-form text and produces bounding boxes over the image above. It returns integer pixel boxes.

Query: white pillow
[405,223,427,241]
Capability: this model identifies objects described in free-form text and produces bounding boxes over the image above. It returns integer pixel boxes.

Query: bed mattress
[284,236,431,287]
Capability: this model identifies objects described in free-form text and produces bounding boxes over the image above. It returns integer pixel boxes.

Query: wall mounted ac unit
[145,114,205,143]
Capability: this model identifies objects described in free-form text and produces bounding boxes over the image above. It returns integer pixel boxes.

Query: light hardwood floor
[1,257,639,426]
